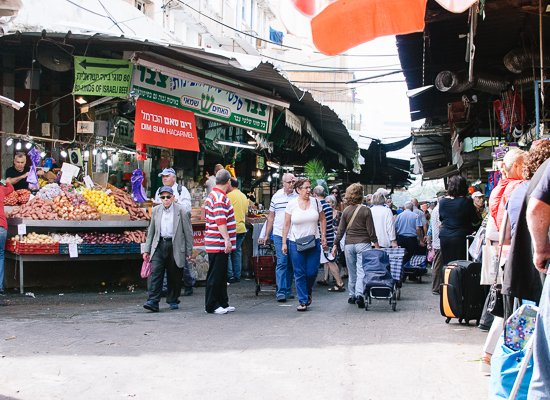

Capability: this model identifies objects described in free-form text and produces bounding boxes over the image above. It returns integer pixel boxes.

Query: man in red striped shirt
[204,168,237,314]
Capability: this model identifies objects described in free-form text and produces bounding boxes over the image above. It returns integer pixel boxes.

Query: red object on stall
[134,99,199,152]
[135,143,147,161]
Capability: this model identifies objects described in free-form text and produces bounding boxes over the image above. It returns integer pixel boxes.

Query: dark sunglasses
[160,195,172,200]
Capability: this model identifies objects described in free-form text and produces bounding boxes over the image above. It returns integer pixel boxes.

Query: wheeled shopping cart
[252,244,276,296]
[382,247,405,300]
[362,249,398,311]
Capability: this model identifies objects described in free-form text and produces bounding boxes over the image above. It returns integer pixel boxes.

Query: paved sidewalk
[0,273,489,400]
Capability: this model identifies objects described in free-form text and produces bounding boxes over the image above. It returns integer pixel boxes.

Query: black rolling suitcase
[440,260,485,325]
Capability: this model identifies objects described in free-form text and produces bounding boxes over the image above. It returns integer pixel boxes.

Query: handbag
[489,304,538,399]
[140,259,152,278]
[295,235,316,252]
[427,247,435,263]
[487,283,504,318]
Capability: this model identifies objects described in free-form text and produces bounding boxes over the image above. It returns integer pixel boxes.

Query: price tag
[105,189,112,195]
[83,175,94,189]
[140,243,147,253]
[17,224,26,235]
[68,243,79,258]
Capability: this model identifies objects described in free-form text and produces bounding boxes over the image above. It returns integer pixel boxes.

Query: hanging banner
[73,56,131,97]
[131,65,272,134]
[134,99,199,152]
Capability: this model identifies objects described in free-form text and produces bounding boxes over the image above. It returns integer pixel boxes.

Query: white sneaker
[213,306,228,315]
[224,306,236,313]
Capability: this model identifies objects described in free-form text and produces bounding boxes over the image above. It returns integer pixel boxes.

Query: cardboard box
[100,214,131,221]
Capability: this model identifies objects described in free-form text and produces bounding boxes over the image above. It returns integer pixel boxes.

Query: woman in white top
[282,178,327,311]
[370,192,397,248]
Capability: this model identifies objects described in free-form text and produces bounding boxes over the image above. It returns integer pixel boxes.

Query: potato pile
[110,190,150,220]
[4,189,31,206]
[52,193,100,220]
[123,230,147,243]
[12,232,57,244]
[9,197,57,219]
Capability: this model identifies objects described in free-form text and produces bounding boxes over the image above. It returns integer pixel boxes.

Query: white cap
[471,191,484,198]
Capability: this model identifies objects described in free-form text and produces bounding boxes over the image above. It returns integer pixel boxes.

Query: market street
[0,272,488,400]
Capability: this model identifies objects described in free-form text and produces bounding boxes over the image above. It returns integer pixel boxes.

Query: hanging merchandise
[485,170,501,197]
[131,169,148,203]
[493,89,525,133]
[26,147,42,191]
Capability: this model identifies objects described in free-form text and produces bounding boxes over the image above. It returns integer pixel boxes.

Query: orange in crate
[252,244,276,296]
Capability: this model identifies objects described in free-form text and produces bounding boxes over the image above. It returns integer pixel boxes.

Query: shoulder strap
[177,184,182,196]
[346,205,362,233]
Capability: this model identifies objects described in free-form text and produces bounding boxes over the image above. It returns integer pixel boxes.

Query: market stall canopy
[421,164,459,181]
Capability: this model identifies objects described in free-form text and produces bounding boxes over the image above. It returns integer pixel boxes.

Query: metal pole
[540,0,545,136]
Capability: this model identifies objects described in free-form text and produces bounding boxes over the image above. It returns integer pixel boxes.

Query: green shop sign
[131,65,273,134]
[73,56,131,97]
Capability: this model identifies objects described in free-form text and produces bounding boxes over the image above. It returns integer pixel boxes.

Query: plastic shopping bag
[140,260,152,278]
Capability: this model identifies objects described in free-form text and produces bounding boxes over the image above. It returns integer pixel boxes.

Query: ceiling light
[215,140,256,150]
[15,142,22,150]
[75,97,87,105]
[40,151,46,158]
[25,142,32,149]
[106,159,113,166]
[267,161,280,169]
[83,150,90,158]
[101,152,107,160]
[92,148,98,156]
[60,150,68,158]
[6,138,13,146]
[256,170,262,177]
[267,176,272,182]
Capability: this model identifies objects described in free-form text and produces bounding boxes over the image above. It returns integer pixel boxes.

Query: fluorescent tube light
[267,161,280,169]
[215,140,256,149]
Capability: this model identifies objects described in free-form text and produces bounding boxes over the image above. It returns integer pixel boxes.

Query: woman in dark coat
[438,175,479,265]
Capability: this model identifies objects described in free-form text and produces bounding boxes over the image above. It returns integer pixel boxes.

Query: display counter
[6,218,149,293]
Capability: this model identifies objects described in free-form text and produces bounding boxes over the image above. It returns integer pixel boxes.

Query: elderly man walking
[259,173,297,302]
[142,186,194,312]
[204,169,237,315]
[395,201,424,265]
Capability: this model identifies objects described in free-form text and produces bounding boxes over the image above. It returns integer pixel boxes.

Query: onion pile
[80,232,132,244]
[36,183,62,201]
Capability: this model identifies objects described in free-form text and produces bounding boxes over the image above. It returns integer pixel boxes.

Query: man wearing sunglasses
[142,186,193,312]
[259,173,297,302]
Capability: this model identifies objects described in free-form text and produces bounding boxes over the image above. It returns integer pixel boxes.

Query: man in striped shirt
[259,173,297,302]
[204,169,237,315]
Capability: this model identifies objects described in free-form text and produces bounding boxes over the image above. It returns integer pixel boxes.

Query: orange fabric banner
[134,99,199,152]
[311,0,427,55]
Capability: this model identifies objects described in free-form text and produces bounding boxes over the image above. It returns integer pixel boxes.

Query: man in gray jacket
[142,186,193,312]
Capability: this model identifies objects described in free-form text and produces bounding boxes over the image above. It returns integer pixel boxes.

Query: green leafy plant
[304,159,331,195]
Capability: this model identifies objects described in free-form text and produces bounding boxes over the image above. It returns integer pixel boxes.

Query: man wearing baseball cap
[154,168,194,296]
[471,191,487,226]
[154,168,192,214]
[142,186,193,312]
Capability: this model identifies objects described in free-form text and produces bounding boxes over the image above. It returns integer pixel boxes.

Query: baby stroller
[362,249,397,311]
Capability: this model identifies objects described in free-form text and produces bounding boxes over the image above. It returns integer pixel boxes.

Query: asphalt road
[0,272,489,400]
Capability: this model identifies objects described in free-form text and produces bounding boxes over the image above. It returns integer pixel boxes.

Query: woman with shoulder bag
[332,183,379,309]
[282,178,327,311]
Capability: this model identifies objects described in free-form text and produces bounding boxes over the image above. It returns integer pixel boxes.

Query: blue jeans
[528,275,550,399]
[344,242,372,297]
[0,227,6,291]
[288,239,321,305]
[228,233,246,280]
[273,235,294,299]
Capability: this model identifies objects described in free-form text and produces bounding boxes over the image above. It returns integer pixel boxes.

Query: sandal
[297,303,307,312]
[328,284,345,292]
